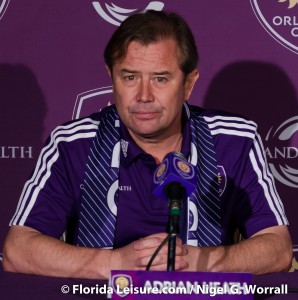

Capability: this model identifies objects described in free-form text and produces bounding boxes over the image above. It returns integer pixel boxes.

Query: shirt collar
[119,119,144,167]
[119,106,191,167]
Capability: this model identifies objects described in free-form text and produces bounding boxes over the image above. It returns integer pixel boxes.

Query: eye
[124,75,135,81]
[155,77,167,83]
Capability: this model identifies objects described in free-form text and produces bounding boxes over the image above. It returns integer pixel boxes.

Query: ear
[184,69,199,100]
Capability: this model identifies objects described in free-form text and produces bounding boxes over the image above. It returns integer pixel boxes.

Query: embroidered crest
[217,165,227,197]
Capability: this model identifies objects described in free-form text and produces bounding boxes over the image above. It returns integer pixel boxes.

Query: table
[1,265,297,300]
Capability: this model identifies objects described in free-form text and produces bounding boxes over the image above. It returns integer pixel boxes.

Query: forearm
[220,232,291,274]
[3,226,112,279]
[3,229,188,279]
[186,226,292,275]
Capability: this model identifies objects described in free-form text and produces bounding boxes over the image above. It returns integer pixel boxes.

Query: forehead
[115,39,181,70]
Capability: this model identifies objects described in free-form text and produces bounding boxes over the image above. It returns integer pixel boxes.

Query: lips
[133,111,159,120]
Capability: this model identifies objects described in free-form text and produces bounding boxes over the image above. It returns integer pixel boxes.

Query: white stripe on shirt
[208,121,256,131]
[204,115,257,126]
[11,119,98,226]
[203,116,257,139]
[252,134,288,224]
[204,115,287,225]
[249,150,284,225]
[209,128,255,139]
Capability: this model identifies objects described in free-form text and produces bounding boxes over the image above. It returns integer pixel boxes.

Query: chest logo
[217,165,227,197]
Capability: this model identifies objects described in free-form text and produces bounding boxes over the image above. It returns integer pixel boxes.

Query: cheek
[114,84,135,106]
[114,88,128,109]
[114,94,133,124]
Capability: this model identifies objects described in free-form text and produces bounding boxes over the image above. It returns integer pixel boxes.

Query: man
[3,10,292,279]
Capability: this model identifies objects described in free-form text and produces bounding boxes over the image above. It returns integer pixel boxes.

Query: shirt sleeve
[9,131,77,239]
[234,131,288,238]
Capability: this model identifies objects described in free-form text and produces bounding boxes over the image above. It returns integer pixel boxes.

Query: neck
[128,130,183,164]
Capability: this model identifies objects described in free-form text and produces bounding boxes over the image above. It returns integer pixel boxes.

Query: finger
[136,255,189,271]
[134,253,168,268]
[134,240,188,263]
[175,236,183,246]
[134,233,184,250]
[175,244,188,256]
[134,236,167,251]
[134,251,188,268]
[153,241,187,256]
[173,259,189,271]
[152,244,184,256]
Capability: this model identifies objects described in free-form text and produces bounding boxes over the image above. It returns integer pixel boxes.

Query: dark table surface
[1,264,297,300]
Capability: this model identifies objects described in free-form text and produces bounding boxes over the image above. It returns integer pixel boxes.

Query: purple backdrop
[0,0,297,269]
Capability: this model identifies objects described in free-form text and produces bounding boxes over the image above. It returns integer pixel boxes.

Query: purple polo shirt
[114,117,191,248]
[10,105,288,248]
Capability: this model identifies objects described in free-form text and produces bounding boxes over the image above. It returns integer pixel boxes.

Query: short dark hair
[104,10,199,76]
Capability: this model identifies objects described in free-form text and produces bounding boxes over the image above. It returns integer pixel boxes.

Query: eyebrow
[120,68,140,74]
[120,68,171,76]
[152,71,171,76]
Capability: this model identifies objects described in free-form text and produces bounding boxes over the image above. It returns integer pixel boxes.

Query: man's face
[110,39,198,140]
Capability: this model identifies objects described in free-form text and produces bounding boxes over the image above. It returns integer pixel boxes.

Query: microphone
[152,152,197,271]
[152,152,197,202]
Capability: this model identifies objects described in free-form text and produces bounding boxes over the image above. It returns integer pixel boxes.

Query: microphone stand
[165,183,186,271]
[167,199,180,271]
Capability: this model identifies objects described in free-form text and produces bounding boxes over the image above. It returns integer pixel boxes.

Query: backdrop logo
[279,0,298,9]
[265,116,298,188]
[0,0,10,21]
[92,1,164,26]
[72,86,113,120]
[250,0,298,54]
[0,146,33,159]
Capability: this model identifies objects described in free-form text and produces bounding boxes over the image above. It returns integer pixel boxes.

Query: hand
[134,232,189,271]
[110,233,188,272]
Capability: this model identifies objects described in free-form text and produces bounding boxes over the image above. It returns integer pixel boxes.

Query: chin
[130,125,158,135]
[135,131,157,138]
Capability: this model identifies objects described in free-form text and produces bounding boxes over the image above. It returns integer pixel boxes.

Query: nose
[137,78,154,102]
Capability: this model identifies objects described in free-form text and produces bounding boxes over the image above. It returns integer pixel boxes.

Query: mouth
[132,111,160,120]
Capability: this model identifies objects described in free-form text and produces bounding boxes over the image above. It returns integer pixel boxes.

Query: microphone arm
[152,152,197,271]
[164,182,186,271]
